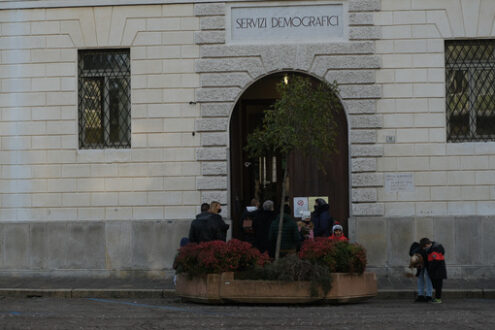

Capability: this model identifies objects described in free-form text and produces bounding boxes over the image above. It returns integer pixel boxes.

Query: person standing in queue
[311,198,333,237]
[208,201,229,242]
[188,203,211,243]
[240,198,260,246]
[269,205,301,258]
[329,224,348,242]
[253,200,277,254]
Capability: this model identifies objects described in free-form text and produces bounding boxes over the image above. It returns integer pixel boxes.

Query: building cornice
[0,0,277,10]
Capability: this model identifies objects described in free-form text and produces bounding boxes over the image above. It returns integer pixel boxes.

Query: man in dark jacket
[311,198,333,237]
[188,202,229,243]
[253,200,276,254]
[188,203,211,243]
[207,201,229,242]
[421,237,447,304]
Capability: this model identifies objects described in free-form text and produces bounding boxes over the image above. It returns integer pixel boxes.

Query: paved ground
[0,297,494,329]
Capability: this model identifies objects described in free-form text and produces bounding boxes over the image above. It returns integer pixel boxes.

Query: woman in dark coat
[311,198,333,237]
[421,238,447,303]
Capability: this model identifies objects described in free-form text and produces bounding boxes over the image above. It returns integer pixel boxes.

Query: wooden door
[287,104,349,230]
[229,74,349,237]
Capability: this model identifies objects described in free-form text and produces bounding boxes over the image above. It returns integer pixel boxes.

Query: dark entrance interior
[229,72,349,238]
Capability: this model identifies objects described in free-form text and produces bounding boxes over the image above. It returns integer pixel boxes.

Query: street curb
[377,289,495,299]
[1,288,493,299]
[0,288,176,299]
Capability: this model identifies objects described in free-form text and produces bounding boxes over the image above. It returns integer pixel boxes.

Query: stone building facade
[0,0,494,281]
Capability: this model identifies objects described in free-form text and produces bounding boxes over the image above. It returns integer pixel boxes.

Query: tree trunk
[275,158,288,260]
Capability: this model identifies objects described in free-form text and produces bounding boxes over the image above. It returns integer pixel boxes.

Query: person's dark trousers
[431,279,443,299]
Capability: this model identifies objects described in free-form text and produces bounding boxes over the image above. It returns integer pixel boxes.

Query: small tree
[245,74,342,260]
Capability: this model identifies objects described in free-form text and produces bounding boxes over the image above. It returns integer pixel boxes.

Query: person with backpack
[240,198,259,246]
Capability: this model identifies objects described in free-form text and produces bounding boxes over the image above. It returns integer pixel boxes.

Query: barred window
[446,40,495,142]
[78,49,131,149]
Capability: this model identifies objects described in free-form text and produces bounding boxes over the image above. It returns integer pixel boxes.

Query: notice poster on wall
[385,173,415,193]
[293,197,309,218]
[308,196,329,211]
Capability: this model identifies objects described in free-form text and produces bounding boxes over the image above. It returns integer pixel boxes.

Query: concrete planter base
[176,272,377,304]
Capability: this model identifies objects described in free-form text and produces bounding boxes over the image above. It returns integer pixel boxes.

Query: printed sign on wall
[293,197,309,218]
[385,173,415,193]
[228,3,347,44]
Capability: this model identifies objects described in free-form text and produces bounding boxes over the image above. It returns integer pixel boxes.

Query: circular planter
[176,272,377,304]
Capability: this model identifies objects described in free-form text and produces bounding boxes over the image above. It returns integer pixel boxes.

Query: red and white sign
[293,197,309,218]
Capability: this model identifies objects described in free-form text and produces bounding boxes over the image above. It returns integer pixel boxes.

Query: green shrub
[236,254,332,297]
[299,238,367,274]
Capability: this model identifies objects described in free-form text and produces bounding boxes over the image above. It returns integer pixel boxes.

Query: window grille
[78,49,131,149]
[446,40,495,142]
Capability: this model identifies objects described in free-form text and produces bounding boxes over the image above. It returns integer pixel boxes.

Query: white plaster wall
[0,4,202,222]
[376,0,495,217]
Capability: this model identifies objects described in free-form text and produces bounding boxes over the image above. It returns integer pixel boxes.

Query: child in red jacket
[329,224,348,242]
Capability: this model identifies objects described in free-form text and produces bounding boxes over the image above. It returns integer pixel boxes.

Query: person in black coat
[253,200,277,254]
[311,198,333,237]
[269,205,301,258]
[188,203,211,243]
[207,201,229,242]
[188,202,229,243]
[421,237,447,303]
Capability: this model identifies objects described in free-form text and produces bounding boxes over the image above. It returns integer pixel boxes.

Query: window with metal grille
[446,40,495,142]
[78,49,131,149]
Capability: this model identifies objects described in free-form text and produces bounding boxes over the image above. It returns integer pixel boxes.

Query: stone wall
[0,220,190,278]
[0,4,201,222]
[1,0,495,280]
[350,0,495,280]
[351,216,495,279]
[194,0,384,218]
[375,0,495,217]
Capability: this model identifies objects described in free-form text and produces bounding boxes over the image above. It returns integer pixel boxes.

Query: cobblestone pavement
[0,297,494,329]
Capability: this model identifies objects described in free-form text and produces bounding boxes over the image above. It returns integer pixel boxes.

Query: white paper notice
[385,173,415,193]
[293,197,309,218]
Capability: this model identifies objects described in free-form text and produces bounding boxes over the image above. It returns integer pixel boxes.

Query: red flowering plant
[299,238,367,274]
[173,239,269,278]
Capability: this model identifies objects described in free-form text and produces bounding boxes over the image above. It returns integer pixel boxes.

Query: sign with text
[293,197,309,218]
[385,173,415,193]
[229,3,346,44]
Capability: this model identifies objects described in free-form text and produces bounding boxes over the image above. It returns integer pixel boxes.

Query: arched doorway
[229,72,349,238]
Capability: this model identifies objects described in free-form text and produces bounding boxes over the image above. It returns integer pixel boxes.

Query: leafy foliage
[299,238,367,274]
[245,75,342,169]
[174,238,368,297]
[236,254,332,297]
[173,239,270,278]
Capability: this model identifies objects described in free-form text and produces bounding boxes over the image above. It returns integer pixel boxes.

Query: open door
[229,72,349,238]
